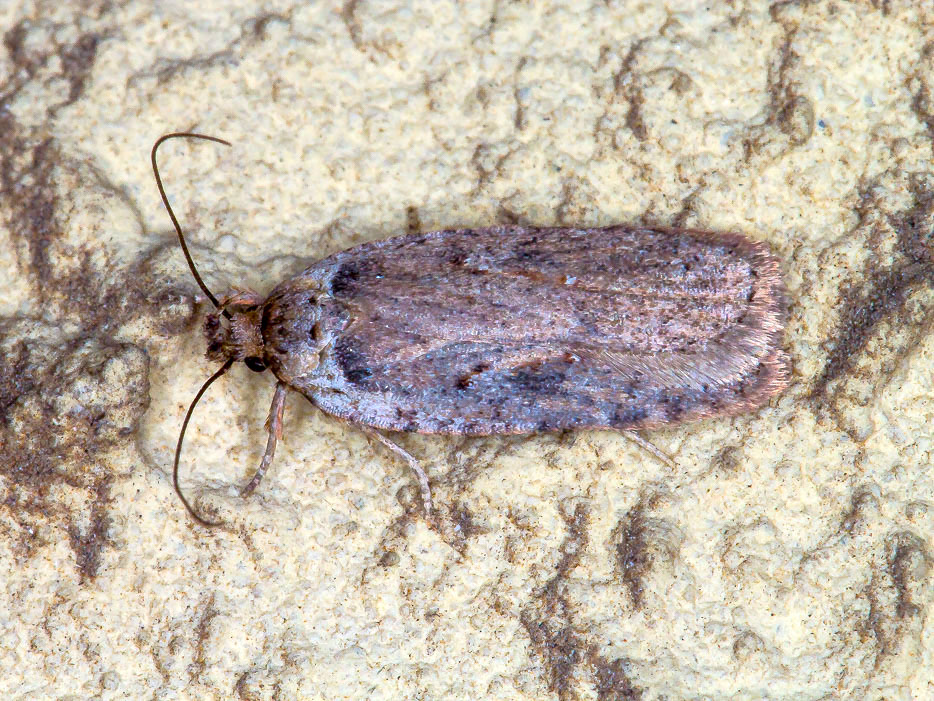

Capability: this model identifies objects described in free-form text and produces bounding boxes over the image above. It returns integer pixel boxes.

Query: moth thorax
[204,307,265,363]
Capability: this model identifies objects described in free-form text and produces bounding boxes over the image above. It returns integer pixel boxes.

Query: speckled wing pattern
[301,225,788,434]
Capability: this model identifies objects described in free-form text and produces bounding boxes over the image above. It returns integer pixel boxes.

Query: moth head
[153,131,277,527]
[204,296,268,373]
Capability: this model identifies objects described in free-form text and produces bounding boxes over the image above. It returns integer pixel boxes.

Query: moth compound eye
[245,357,267,373]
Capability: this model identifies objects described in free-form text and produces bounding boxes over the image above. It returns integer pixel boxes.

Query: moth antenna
[174,359,234,527]
[151,132,232,314]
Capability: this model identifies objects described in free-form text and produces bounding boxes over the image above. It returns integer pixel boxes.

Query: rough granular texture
[0,1,932,699]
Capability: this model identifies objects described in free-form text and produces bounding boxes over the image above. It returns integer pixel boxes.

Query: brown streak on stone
[810,176,934,421]
[341,0,365,51]
[840,487,880,535]
[52,32,103,114]
[518,502,640,700]
[405,205,422,235]
[862,530,931,668]
[887,531,930,621]
[0,25,194,577]
[67,480,113,580]
[190,593,219,684]
[588,648,642,701]
[614,41,648,142]
[743,10,814,159]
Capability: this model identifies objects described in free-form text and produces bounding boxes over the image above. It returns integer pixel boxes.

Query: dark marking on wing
[330,261,363,295]
[333,336,373,387]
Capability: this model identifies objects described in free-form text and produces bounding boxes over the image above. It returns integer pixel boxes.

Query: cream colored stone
[1,1,933,698]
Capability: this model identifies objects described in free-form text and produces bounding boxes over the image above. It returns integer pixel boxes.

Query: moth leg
[363,427,433,515]
[624,430,675,468]
[241,381,289,497]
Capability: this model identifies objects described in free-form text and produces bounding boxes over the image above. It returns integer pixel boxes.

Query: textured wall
[1,1,932,698]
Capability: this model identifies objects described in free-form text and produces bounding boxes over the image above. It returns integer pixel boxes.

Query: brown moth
[153,133,789,526]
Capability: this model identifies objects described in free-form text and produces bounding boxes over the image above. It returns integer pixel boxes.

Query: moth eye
[245,357,267,373]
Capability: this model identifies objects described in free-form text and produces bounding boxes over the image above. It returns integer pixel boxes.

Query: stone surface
[1,1,932,698]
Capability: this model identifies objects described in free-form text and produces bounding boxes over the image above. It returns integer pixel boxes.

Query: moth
[153,133,789,526]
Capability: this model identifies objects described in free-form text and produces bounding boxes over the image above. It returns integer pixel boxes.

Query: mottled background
[1,1,932,699]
